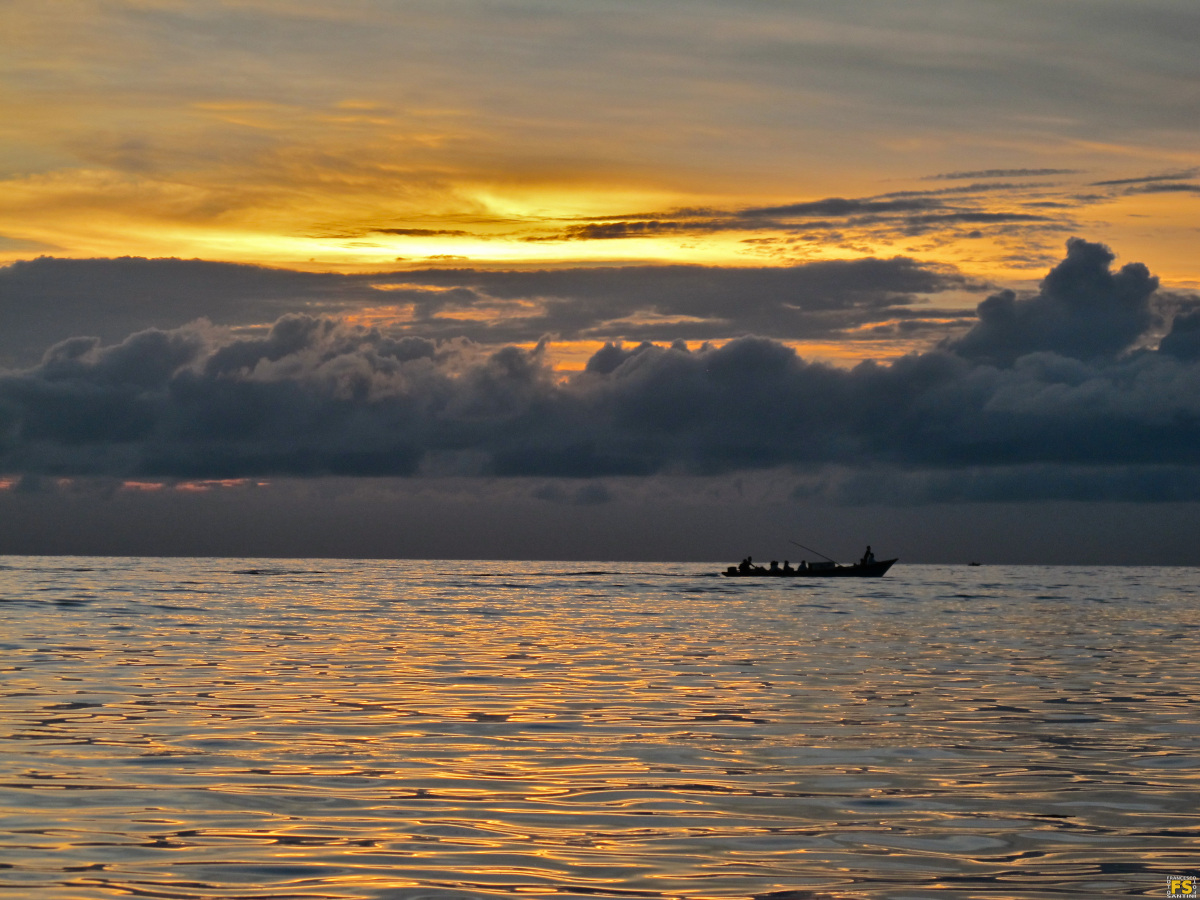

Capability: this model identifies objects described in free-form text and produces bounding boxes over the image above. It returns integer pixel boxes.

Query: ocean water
[1,557,1197,900]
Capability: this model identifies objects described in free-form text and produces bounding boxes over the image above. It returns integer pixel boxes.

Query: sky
[1,0,1199,563]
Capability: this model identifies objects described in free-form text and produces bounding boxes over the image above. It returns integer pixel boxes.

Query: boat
[722,558,897,578]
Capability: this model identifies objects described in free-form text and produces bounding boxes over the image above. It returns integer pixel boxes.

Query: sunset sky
[2,1,1199,563]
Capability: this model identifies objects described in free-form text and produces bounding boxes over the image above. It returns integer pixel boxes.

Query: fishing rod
[788,539,837,563]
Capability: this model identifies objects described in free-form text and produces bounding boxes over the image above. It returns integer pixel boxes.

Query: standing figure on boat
[861,545,875,565]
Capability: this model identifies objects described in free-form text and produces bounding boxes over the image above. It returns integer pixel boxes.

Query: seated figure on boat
[768,560,780,574]
[782,560,793,574]
[738,556,752,573]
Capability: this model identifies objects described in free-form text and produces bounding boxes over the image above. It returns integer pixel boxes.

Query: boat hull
[722,558,897,578]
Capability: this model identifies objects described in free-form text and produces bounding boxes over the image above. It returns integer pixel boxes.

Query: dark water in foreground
[1,557,1197,899]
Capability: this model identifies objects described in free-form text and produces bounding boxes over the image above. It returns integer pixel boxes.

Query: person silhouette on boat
[799,560,807,572]
[739,556,752,574]
[782,560,793,574]
[768,560,780,574]
[860,545,875,566]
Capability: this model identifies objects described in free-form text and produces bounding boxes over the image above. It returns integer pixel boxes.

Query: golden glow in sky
[1,1,1198,288]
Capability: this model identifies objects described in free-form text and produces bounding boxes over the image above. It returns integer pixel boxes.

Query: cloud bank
[946,238,1157,365]
[2,240,1198,504]
[0,256,971,366]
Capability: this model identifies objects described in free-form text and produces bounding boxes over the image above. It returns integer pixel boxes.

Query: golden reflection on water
[0,558,1198,899]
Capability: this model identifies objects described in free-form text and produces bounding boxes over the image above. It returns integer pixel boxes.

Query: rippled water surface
[1,557,1197,899]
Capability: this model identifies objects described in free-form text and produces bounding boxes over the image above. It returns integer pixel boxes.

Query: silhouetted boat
[722,558,897,578]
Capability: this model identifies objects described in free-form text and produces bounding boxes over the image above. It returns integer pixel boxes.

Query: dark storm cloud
[1159,309,1200,361]
[390,258,971,343]
[0,257,372,366]
[0,256,970,363]
[1,239,1198,503]
[947,238,1156,365]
